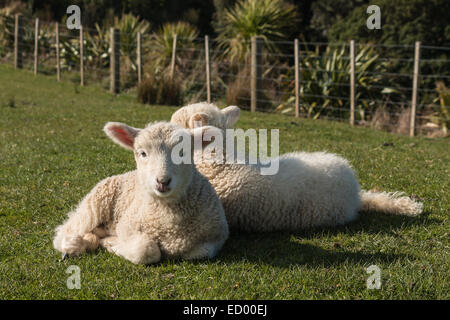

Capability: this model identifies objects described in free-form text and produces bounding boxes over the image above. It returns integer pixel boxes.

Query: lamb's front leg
[108,233,161,265]
[53,178,115,256]
[99,235,119,253]
[182,241,224,260]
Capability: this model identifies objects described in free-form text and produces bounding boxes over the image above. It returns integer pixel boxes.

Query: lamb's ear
[222,105,240,127]
[104,122,140,150]
[190,126,222,149]
[189,112,209,128]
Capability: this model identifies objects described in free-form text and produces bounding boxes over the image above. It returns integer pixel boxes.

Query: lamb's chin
[152,188,176,200]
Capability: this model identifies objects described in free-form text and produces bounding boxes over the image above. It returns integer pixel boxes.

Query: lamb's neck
[181,168,202,199]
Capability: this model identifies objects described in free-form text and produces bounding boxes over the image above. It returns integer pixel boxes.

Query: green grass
[0,64,448,299]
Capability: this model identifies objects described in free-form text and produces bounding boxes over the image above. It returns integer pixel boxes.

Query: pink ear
[104,122,140,150]
[110,126,134,147]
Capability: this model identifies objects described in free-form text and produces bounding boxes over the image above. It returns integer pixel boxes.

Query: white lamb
[169,102,424,232]
[53,121,229,264]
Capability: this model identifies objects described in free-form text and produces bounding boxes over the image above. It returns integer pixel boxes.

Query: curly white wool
[53,121,229,264]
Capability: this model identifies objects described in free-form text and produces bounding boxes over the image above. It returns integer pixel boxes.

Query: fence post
[205,35,211,103]
[55,22,61,81]
[80,26,84,86]
[34,18,39,75]
[137,32,142,84]
[251,36,262,112]
[14,14,23,69]
[110,28,120,94]
[170,34,177,79]
[410,41,421,137]
[294,38,300,118]
[349,40,356,126]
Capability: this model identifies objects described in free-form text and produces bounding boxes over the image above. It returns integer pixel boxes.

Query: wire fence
[1,13,449,137]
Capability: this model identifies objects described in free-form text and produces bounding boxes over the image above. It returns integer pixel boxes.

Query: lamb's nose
[156,177,171,186]
[156,177,171,193]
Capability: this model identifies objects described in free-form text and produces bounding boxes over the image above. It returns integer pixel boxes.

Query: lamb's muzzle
[156,177,172,193]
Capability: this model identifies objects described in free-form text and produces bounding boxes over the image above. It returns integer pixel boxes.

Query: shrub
[149,21,199,70]
[113,13,150,72]
[60,13,150,73]
[226,70,251,108]
[277,44,389,119]
[215,0,297,63]
[60,23,110,71]
[137,73,182,106]
[225,66,274,110]
[0,2,33,56]
[395,107,411,135]
[370,108,391,131]
[328,0,450,49]
[430,81,450,134]
[144,21,201,103]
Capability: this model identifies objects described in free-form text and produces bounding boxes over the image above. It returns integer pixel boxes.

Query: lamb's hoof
[111,241,161,265]
[82,233,100,251]
[60,235,86,256]
[100,236,118,253]
[61,253,67,261]
[183,242,218,260]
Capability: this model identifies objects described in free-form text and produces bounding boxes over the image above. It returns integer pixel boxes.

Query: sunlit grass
[0,64,448,299]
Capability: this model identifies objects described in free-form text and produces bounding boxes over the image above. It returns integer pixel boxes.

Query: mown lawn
[0,64,448,299]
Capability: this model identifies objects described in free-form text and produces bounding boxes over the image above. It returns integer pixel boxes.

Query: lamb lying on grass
[169,102,423,232]
[53,121,229,264]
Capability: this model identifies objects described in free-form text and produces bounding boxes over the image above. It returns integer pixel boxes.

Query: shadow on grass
[213,211,439,268]
[220,241,408,268]
[57,211,439,269]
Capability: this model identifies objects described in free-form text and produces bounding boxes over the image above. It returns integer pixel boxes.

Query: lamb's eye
[139,150,147,158]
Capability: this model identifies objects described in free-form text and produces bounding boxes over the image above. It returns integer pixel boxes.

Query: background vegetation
[0,0,448,135]
[12,0,447,45]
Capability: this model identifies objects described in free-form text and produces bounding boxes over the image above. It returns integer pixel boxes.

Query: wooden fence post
[110,28,120,94]
[349,40,356,126]
[205,35,211,103]
[294,38,300,118]
[137,32,142,84]
[55,22,61,81]
[14,14,23,69]
[251,36,262,112]
[34,18,39,75]
[80,26,84,86]
[410,41,421,137]
[170,34,177,79]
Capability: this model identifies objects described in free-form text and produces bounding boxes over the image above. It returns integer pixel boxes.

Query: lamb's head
[171,102,240,130]
[104,121,218,200]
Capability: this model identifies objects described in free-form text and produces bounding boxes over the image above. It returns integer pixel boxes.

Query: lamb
[53,121,229,264]
[169,102,423,232]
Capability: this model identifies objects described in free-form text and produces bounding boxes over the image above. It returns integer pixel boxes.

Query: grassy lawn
[0,64,448,299]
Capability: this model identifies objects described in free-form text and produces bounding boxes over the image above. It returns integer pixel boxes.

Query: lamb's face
[104,121,195,201]
[133,123,194,199]
[171,103,240,130]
